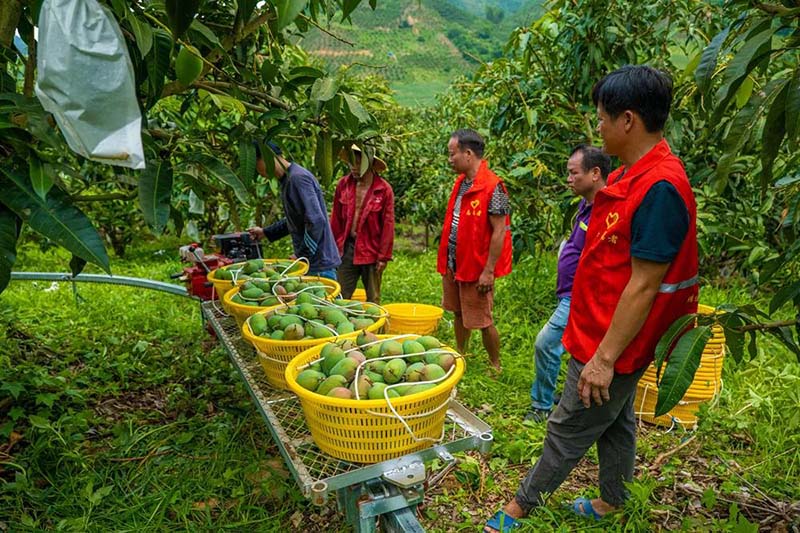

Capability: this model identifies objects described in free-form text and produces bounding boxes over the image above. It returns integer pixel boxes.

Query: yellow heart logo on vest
[605,212,619,229]
[470,199,480,209]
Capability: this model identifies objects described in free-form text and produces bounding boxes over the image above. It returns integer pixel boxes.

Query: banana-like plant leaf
[0,168,110,273]
[654,313,697,381]
[0,206,21,293]
[238,139,256,188]
[760,82,788,190]
[195,155,250,204]
[29,156,53,200]
[165,0,200,40]
[695,25,730,95]
[655,325,713,417]
[138,159,173,234]
[146,29,173,109]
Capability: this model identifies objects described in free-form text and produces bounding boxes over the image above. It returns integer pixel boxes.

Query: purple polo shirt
[556,199,593,298]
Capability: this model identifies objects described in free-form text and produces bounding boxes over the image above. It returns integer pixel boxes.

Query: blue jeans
[530,297,570,410]
[309,268,337,281]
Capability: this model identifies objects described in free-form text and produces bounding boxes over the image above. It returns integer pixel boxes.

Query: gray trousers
[337,238,383,303]
[515,357,646,511]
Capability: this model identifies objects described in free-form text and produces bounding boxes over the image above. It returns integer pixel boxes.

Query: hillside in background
[300,0,544,106]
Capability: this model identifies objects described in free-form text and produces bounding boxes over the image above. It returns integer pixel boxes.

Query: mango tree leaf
[275,0,308,30]
[716,312,746,364]
[238,139,256,187]
[195,155,249,204]
[734,75,754,109]
[0,168,110,273]
[654,314,697,381]
[189,20,221,49]
[237,0,259,25]
[761,82,788,190]
[767,326,800,359]
[200,90,246,115]
[165,0,200,40]
[146,29,173,108]
[712,23,776,123]
[341,0,360,20]
[138,159,173,234]
[695,25,730,95]
[655,325,712,417]
[69,254,87,277]
[29,156,53,200]
[127,14,153,57]
[0,206,21,293]
[785,67,800,149]
[769,279,800,316]
[310,77,339,102]
[343,93,370,124]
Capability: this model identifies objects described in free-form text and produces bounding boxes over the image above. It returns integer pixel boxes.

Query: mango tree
[0,0,390,291]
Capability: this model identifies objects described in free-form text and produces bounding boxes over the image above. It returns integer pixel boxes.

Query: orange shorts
[441,271,494,329]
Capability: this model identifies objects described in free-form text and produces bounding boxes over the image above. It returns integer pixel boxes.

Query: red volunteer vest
[562,139,699,373]
[437,160,513,282]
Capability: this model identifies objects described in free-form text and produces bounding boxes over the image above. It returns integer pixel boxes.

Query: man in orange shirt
[438,129,512,372]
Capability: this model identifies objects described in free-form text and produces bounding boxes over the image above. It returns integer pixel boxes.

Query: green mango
[249,314,268,335]
[296,370,326,392]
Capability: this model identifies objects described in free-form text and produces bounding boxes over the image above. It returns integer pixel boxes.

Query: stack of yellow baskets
[382,303,444,335]
[634,304,725,429]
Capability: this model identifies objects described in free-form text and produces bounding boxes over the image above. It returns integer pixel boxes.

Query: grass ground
[1,235,798,531]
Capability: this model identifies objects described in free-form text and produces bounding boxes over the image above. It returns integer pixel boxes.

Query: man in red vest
[484,66,698,532]
[437,129,513,372]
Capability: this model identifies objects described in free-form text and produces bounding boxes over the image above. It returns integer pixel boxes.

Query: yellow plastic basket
[222,276,341,327]
[635,304,725,429]
[351,288,367,302]
[285,334,466,463]
[207,258,309,299]
[242,303,387,389]
[383,303,444,335]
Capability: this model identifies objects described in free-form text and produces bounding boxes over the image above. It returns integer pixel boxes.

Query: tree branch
[194,82,270,114]
[0,0,22,48]
[72,192,138,202]
[737,318,798,332]
[197,80,290,110]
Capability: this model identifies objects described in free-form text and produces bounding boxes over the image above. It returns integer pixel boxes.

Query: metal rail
[10,271,193,298]
[200,301,493,501]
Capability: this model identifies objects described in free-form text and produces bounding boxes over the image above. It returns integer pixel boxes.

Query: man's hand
[477,269,494,294]
[577,355,614,408]
[376,260,388,274]
[247,227,265,241]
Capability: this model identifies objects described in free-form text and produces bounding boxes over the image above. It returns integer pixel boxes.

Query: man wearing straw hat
[330,145,395,303]
[247,141,340,279]
[439,129,512,373]
[484,66,698,531]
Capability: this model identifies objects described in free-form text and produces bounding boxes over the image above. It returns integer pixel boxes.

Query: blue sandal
[484,510,520,532]
[572,497,603,521]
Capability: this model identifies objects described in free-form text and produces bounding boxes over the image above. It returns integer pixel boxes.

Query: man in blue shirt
[247,142,340,278]
[525,145,610,422]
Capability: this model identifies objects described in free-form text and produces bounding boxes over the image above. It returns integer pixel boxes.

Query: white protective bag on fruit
[35,0,145,169]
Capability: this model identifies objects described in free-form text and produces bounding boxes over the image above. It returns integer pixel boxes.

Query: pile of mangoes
[294,333,456,400]
[213,258,300,281]
[229,277,331,308]
[248,300,384,340]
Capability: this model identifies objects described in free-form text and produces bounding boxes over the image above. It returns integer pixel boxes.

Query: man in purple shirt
[525,145,610,422]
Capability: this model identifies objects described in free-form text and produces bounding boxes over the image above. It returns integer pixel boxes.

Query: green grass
[1,237,798,531]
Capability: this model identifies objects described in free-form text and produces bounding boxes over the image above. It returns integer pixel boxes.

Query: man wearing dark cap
[247,142,340,278]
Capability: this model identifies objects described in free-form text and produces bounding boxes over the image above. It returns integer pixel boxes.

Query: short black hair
[591,65,673,133]
[570,144,611,181]
[451,129,485,158]
[253,140,282,159]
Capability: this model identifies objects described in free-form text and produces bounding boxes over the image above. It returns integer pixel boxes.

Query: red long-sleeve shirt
[330,173,395,265]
